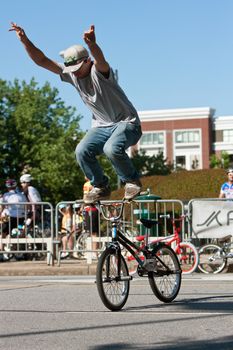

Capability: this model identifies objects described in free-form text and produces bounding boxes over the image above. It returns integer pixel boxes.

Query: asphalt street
[0,274,233,350]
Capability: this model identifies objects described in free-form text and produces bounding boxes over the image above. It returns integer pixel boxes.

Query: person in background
[0,179,27,257]
[72,203,84,259]
[10,22,142,204]
[83,177,93,197]
[59,204,74,259]
[82,179,100,259]
[219,168,233,199]
[72,203,83,235]
[0,190,3,215]
[20,174,41,227]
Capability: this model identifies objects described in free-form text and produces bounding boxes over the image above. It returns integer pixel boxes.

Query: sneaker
[124,180,142,200]
[60,252,69,259]
[3,254,10,261]
[84,185,111,204]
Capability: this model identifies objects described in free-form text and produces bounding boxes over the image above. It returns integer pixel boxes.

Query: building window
[213,130,223,142]
[175,130,200,144]
[223,130,233,143]
[176,156,186,169]
[140,132,164,145]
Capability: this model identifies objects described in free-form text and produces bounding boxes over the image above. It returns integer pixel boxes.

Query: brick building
[134,107,233,170]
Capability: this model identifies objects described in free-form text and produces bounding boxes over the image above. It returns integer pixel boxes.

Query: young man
[10,23,142,203]
[20,174,41,203]
[219,168,233,199]
[20,174,42,226]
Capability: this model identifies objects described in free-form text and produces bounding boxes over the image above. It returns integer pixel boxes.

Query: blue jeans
[75,122,142,186]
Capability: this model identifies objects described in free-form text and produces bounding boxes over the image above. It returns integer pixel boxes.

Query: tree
[0,78,86,203]
[131,150,172,176]
[210,151,230,169]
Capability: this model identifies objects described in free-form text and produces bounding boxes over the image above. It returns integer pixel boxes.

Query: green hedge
[112,168,227,201]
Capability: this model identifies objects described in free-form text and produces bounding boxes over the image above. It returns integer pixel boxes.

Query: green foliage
[0,78,85,203]
[221,151,230,168]
[111,168,227,201]
[131,150,172,176]
[210,151,230,169]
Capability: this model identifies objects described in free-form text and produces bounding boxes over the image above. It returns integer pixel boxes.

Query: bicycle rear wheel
[148,244,181,303]
[198,244,227,274]
[175,242,198,274]
[73,231,88,259]
[96,247,130,311]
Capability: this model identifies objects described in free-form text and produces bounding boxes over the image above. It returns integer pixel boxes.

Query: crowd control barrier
[0,197,186,266]
[0,202,54,264]
[55,198,185,265]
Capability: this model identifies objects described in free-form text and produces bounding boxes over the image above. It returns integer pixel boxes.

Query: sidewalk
[0,259,232,276]
[0,259,98,276]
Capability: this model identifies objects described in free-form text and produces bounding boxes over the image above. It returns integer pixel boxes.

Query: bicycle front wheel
[175,242,199,274]
[148,244,182,303]
[198,244,227,274]
[96,247,130,311]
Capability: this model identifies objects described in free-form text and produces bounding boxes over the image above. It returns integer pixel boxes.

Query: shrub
[112,168,226,201]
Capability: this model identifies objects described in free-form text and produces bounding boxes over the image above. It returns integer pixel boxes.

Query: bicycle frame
[127,216,183,260]
[96,200,182,311]
[99,202,178,276]
[218,241,233,259]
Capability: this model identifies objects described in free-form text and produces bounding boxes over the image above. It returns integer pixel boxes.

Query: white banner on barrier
[191,200,233,238]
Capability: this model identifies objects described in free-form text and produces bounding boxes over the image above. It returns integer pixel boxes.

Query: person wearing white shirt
[20,174,41,226]
[0,179,27,254]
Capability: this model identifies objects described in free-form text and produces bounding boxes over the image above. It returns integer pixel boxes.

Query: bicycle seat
[140,218,159,229]
[136,235,145,242]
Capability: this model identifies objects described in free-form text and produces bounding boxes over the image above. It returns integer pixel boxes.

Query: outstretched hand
[83,25,96,45]
[9,22,26,41]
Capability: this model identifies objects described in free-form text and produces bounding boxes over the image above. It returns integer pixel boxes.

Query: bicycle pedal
[117,276,133,282]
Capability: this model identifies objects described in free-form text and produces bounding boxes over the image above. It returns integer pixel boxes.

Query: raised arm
[9,22,62,75]
[83,25,110,75]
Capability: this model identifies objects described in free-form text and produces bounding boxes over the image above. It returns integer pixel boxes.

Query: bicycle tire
[96,247,130,311]
[198,244,227,274]
[175,241,199,274]
[148,244,182,303]
[73,231,89,258]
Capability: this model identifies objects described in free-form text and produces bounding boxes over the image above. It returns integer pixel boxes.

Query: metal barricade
[55,201,111,266]
[55,198,185,265]
[0,202,54,264]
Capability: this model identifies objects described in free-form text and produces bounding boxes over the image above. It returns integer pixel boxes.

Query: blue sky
[1,0,233,130]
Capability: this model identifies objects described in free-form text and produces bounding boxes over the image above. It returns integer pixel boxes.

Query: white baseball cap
[60,45,89,73]
[20,174,32,183]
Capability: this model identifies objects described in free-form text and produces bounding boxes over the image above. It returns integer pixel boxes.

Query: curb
[0,260,97,276]
[0,260,232,277]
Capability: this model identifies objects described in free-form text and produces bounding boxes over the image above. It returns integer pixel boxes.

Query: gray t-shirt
[59,64,140,127]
